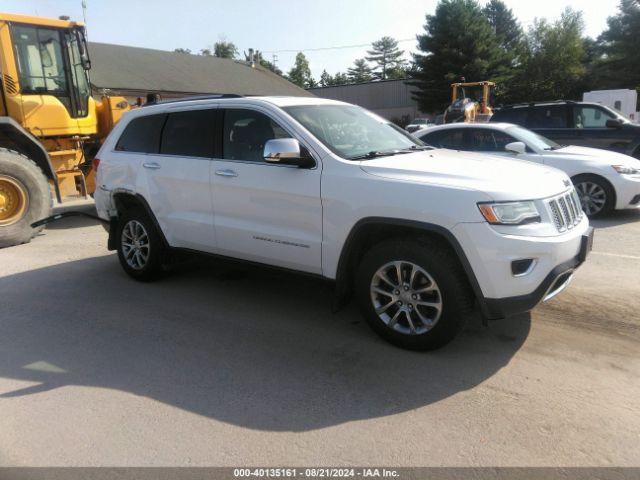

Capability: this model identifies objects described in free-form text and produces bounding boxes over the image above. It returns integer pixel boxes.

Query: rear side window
[115,114,165,153]
[431,130,465,149]
[527,105,568,129]
[467,129,516,152]
[160,109,216,157]
[492,108,529,126]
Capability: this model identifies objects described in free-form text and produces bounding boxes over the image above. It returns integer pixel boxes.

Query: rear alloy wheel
[116,208,164,281]
[573,175,614,217]
[121,219,151,271]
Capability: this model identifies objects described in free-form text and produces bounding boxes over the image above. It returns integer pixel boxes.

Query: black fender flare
[333,217,490,317]
[0,117,61,201]
[109,192,169,251]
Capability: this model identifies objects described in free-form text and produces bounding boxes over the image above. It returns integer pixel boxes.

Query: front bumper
[609,173,640,210]
[453,219,593,319]
[483,227,593,318]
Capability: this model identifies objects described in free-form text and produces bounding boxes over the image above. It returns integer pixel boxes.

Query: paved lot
[0,200,639,466]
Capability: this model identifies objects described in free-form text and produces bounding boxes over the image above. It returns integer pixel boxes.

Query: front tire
[572,174,614,218]
[116,208,164,281]
[0,149,52,248]
[355,239,475,351]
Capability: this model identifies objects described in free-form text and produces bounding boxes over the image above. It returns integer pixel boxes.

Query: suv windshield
[507,126,559,150]
[283,104,424,160]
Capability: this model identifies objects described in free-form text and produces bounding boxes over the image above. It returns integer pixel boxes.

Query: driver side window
[222,109,289,162]
[573,106,615,129]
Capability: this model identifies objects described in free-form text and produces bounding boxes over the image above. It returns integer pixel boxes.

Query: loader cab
[0,13,97,136]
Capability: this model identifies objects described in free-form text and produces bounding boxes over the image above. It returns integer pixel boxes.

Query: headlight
[478,201,541,225]
[612,165,640,175]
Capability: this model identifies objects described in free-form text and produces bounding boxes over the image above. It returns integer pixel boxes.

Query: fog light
[511,258,535,276]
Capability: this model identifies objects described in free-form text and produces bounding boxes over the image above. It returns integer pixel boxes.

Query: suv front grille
[547,189,583,232]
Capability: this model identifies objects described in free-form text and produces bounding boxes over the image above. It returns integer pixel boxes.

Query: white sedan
[416,122,640,217]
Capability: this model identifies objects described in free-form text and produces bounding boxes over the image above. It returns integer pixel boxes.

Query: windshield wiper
[349,150,407,160]
[401,145,433,152]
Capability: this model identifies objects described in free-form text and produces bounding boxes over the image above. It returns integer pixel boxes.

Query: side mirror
[264,138,315,168]
[505,141,527,155]
[606,119,623,129]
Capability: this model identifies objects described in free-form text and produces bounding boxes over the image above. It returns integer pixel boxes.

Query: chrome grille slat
[547,188,583,232]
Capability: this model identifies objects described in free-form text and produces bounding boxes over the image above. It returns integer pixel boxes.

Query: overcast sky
[3,0,622,78]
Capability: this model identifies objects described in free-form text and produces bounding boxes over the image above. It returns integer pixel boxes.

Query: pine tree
[319,70,333,87]
[410,0,506,112]
[333,72,349,85]
[366,37,406,80]
[593,0,640,89]
[347,58,374,83]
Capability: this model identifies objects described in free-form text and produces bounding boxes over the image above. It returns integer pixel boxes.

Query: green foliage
[287,52,316,89]
[173,48,192,54]
[504,8,587,103]
[347,58,374,83]
[332,72,349,85]
[410,0,508,112]
[591,0,640,90]
[366,36,407,80]
[213,41,238,59]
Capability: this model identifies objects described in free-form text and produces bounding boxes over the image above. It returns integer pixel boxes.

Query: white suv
[95,96,593,350]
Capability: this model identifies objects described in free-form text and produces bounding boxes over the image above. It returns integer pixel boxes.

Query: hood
[552,145,640,168]
[360,149,571,201]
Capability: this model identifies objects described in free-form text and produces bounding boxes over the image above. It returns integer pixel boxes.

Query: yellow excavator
[443,79,495,124]
[0,12,131,247]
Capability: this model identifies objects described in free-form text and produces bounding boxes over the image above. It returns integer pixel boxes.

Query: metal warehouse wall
[308,79,427,122]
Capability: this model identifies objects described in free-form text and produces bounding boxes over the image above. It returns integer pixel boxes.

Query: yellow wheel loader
[443,80,495,124]
[0,13,131,247]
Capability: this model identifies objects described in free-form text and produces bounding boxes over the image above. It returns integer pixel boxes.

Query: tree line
[174,36,410,89]
[174,0,640,112]
[412,0,640,112]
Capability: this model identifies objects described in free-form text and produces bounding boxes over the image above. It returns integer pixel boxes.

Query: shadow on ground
[0,255,530,431]
[589,208,640,229]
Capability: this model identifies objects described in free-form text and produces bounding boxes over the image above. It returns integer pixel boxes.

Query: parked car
[490,101,640,159]
[405,118,433,133]
[95,96,592,351]
[417,123,640,217]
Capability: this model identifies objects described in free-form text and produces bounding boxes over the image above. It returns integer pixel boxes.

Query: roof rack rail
[499,99,577,109]
[143,93,243,106]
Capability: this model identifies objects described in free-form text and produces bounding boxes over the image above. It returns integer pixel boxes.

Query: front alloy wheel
[575,181,607,216]
[356,239,474,351]
[370,260,443,335]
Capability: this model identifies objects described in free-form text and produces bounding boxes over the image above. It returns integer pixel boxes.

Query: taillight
[92,157,100,172]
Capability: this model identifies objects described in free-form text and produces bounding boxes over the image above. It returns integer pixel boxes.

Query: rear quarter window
[491,108,529,126]
[160,109,216,157]
[115,114,166,153]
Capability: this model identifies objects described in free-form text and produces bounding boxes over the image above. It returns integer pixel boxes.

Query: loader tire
[0,149,52,248]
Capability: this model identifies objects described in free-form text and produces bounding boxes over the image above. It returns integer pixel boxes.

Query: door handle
[143,162,161,169]
[215,169,238,178]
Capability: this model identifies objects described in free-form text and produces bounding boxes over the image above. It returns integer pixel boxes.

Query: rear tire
[572,174,615,218]
[116,208,165,281]
[355,238,475,351]
[0,149,52,248]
